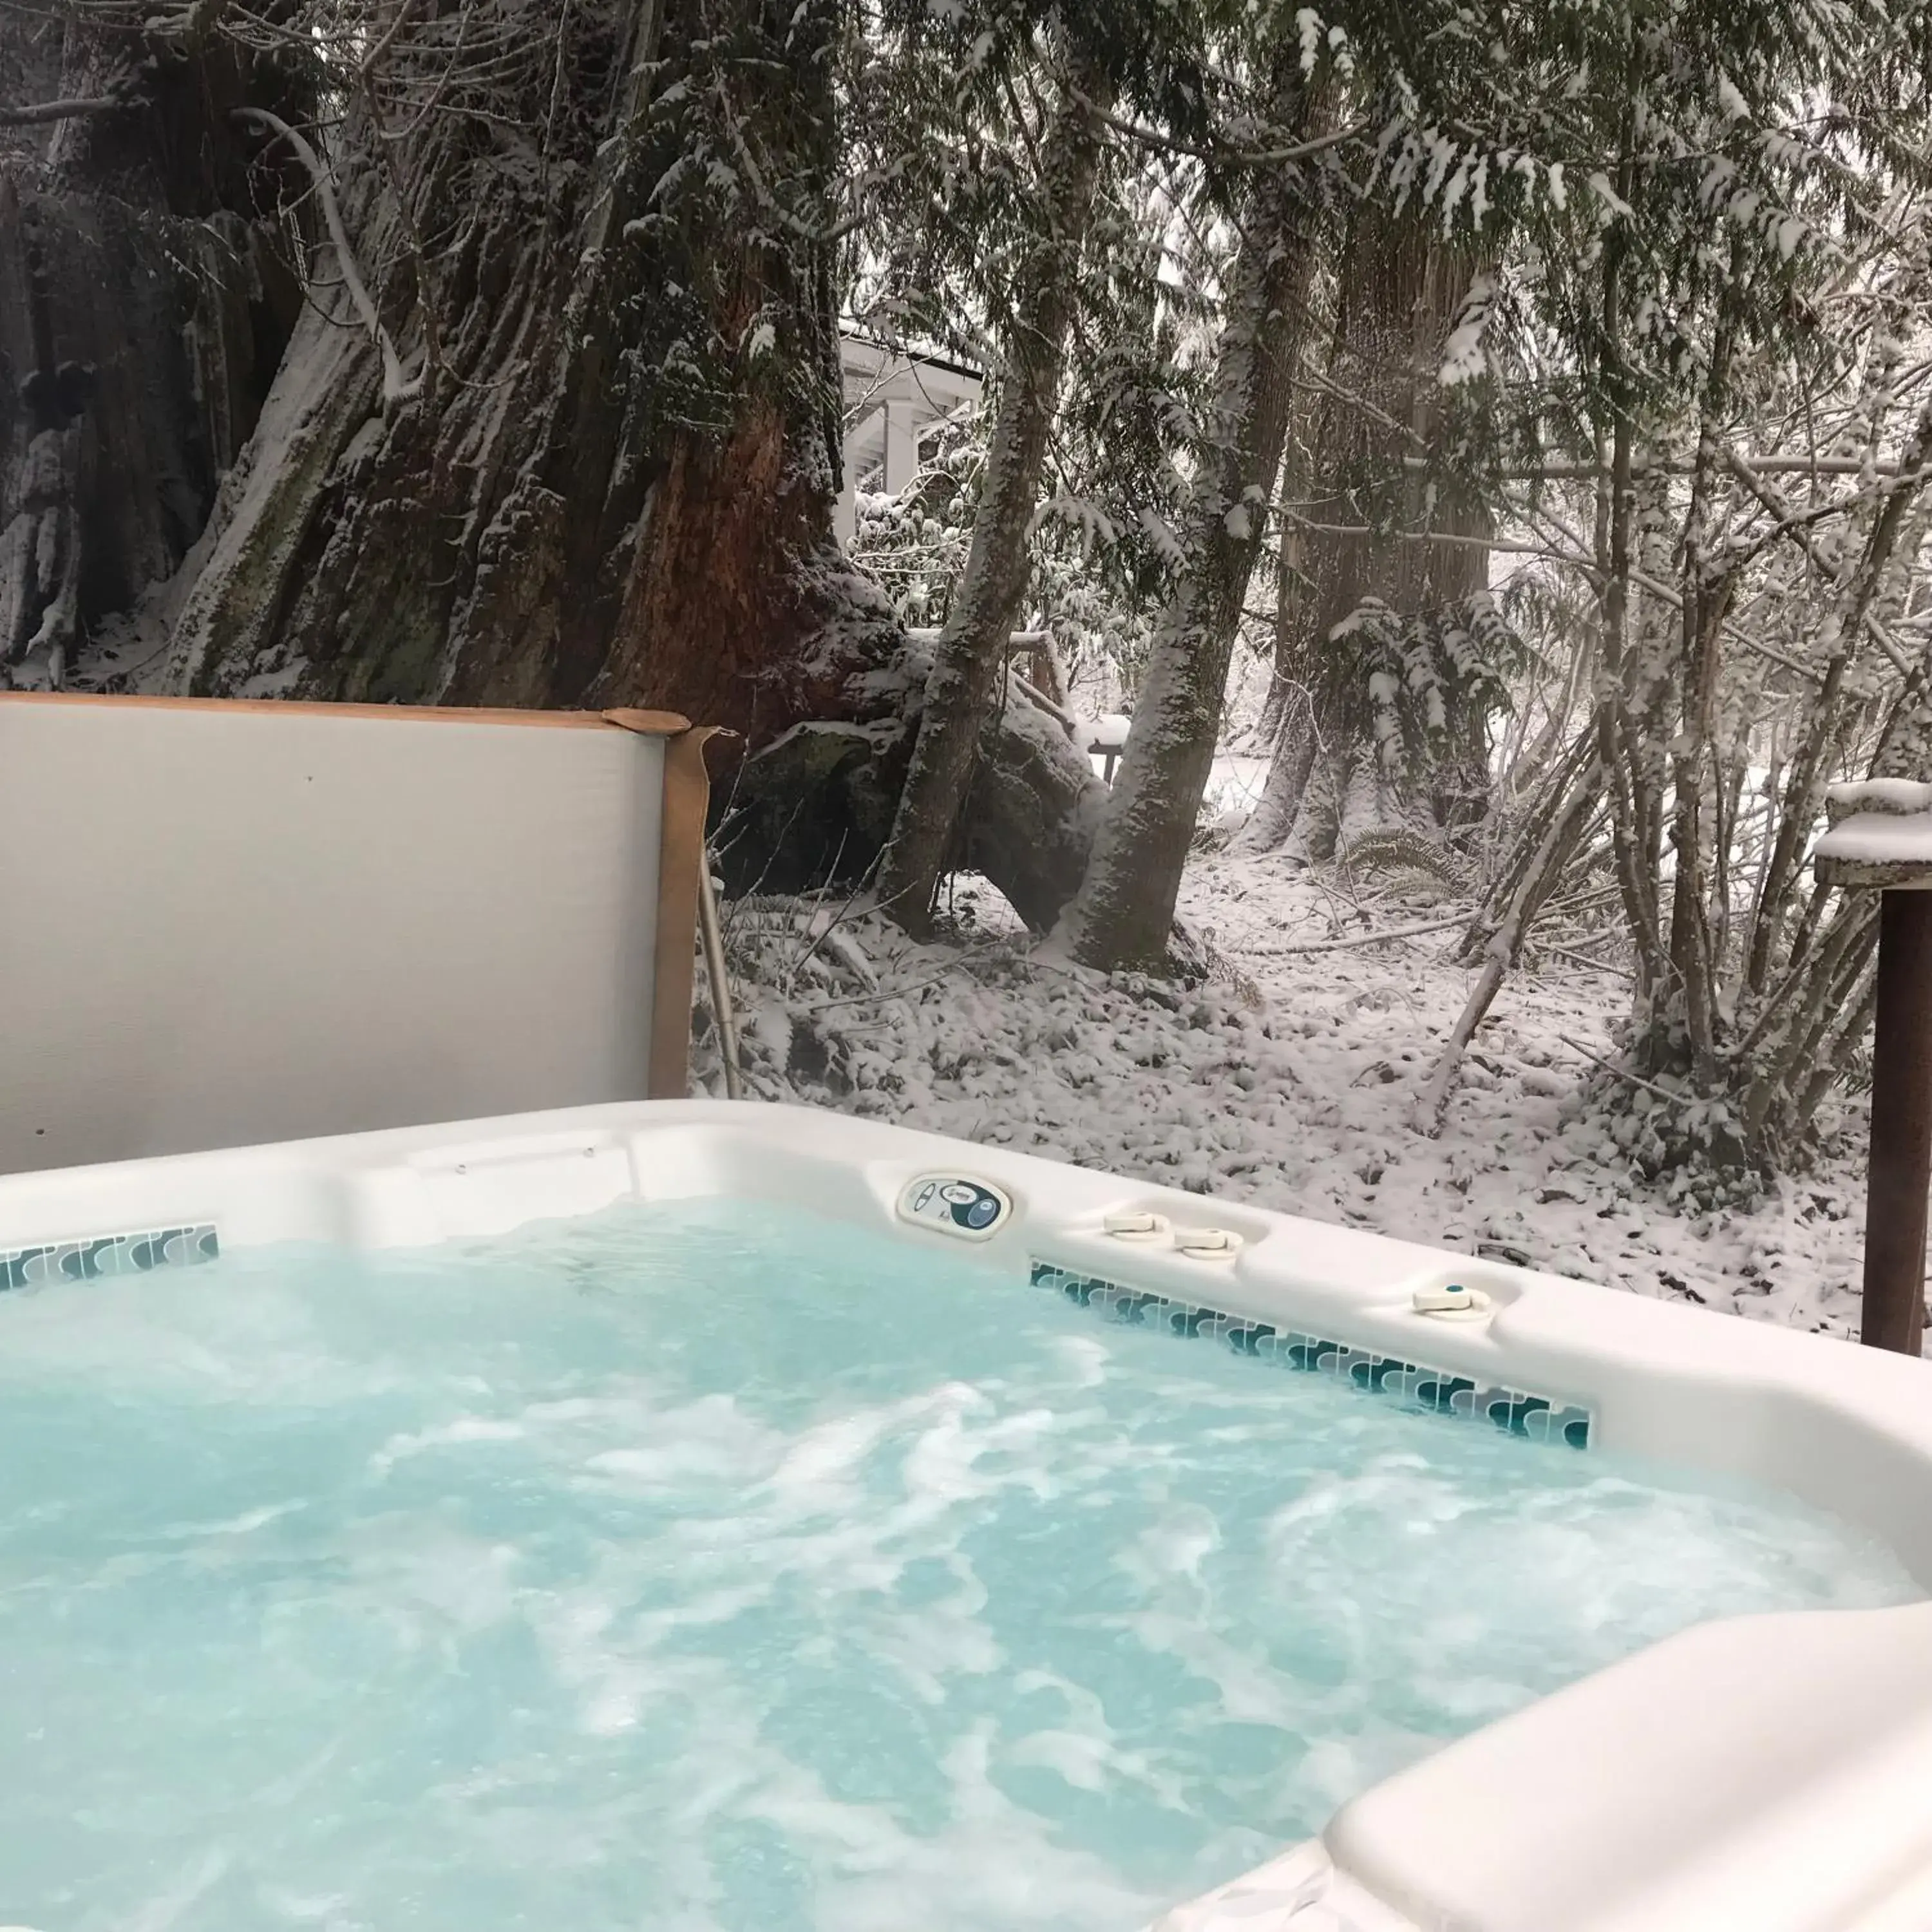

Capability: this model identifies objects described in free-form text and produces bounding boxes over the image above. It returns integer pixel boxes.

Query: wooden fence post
[1815,782,1932,1353]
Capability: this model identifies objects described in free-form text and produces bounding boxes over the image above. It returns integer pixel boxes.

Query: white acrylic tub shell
[4,1097,1931,1932]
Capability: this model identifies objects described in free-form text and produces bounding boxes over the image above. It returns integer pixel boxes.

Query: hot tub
[2,1099,1930,1932]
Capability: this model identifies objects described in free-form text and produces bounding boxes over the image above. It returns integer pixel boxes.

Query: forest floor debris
[699,852,1888,1349]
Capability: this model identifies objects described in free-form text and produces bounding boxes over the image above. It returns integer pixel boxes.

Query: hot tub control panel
[896,1174,1013,1242]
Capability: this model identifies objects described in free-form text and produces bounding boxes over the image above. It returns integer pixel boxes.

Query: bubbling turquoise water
[0,1198,1914,1931]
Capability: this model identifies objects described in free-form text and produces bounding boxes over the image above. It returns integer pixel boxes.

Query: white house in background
[836,333,983,547]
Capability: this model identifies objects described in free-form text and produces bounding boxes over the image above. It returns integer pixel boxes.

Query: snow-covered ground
[1084,748,1271,822]
[703,853,1881,1349]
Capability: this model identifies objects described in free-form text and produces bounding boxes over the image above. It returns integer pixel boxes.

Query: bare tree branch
[1284,512,1826,685]
[1249,913,1471,956]
[233,106,419,406]
[1070,89,1367,167]
[0,97,121,128]
[184,0,231,44]
[360,0,424,76]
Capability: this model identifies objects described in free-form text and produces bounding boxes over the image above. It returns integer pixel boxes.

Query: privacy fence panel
[0,697,714,1175]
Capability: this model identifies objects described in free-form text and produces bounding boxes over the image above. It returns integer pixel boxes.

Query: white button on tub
[1414,1282,1493,1320]
[1104,1211,1172,1242]
[1173,1227,1243,1260]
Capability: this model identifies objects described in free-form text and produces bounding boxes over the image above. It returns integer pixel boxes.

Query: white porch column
[882,401,918,495]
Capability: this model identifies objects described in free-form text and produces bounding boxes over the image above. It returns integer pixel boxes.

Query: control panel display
[895,1174,1013,1242]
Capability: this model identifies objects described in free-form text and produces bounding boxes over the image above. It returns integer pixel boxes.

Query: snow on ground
[1084,748,1271,822]
[701,852,1880,1349]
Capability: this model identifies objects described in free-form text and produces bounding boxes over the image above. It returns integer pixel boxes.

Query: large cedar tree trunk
[1244,209,1490,860]
[163,0,887,741]
[1,15,303,688]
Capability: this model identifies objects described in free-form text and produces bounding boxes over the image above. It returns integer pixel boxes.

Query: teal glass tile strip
[1030,1259,1593,1450]
[1,1224,220,1292]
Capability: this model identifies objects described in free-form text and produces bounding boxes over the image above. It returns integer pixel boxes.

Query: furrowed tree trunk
[1240,479,1319,851]
[1255,204,1490,864]
[164,0,891,746]
[1,19,303,690]
[1056,46,1327,970]
[873,52,1113,937]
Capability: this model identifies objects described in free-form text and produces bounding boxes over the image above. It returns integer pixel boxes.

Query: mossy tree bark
[872,52,1115,936]
[165,0,893,746]
[1244,207,1491,862]
[0,15,303,687]
[1056,43,1331,970]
